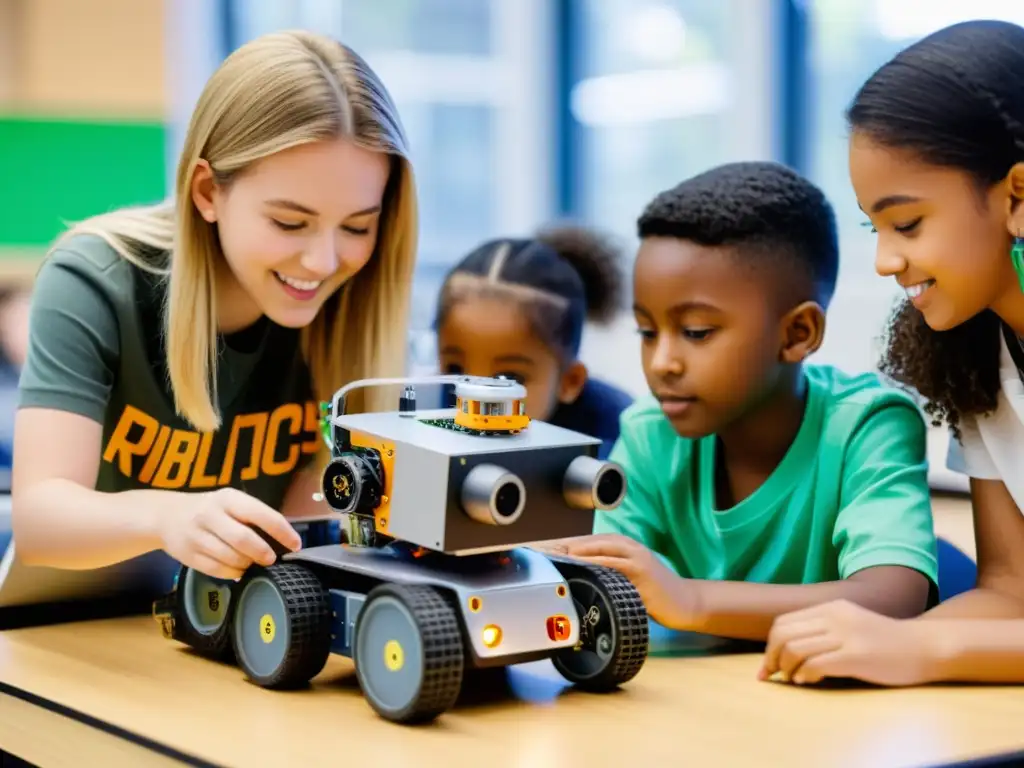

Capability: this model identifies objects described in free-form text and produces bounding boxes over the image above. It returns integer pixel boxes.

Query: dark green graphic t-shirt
[19,235,320,510]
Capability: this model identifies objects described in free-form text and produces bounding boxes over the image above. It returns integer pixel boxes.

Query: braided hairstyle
[847,19,1024,438]
[434,224,625,360]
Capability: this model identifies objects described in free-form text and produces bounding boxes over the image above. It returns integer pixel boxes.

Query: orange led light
[482,624,502,647]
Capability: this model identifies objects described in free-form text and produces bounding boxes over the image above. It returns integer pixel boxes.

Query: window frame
[556,0,789,399]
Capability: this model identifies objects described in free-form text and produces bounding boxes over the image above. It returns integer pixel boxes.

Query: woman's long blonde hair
[51,30,417,432]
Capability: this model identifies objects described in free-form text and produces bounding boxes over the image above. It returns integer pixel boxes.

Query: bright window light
[874,0,1024,40]
[570,64,730,127]
[625,4,688,63]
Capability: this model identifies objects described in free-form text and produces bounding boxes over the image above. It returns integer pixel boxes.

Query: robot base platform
[153,542,650,725]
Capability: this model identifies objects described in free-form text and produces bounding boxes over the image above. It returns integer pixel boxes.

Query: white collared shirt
[947,330,1024,509]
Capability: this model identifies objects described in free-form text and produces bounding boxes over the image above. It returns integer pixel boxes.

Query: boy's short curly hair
[637,161,840,308]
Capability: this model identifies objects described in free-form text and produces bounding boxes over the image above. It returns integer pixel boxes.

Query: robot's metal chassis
[154,534,650,724]
[287,543,580,666]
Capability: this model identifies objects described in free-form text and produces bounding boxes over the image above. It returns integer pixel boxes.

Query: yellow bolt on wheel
[383,639,404,671]
[259,614,276,644]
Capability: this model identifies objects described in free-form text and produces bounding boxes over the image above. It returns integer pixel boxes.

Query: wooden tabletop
[0,613,1021,768]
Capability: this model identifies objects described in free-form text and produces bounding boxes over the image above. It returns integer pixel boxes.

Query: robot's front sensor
[461,463,527,526]
[563,455,627,511]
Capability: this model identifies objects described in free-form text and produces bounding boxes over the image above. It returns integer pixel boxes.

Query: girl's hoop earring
[1013,230,1024,293]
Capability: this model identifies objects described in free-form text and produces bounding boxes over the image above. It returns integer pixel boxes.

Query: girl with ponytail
[434,225,632,458]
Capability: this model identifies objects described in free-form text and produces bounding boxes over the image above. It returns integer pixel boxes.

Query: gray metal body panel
[287,544,579,661]
[333,408,601,455]
[436,443,601,551]
[327,589,365,658]
[387,437,450,548]
[333,409,613,553]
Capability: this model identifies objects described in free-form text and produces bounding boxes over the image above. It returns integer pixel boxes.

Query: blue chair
[301,519,342,547]
[0,440,10,560]
[936,536,976,603]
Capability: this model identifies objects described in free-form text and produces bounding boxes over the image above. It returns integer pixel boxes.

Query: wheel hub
[383,639,404,671]
[259,614,276,644]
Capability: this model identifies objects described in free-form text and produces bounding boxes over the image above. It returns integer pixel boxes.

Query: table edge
[0,679,224,768]
[937,750,1024,768]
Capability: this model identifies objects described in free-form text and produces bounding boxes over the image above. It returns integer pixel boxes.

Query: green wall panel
[0,117,167,249]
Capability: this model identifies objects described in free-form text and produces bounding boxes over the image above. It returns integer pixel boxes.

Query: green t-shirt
[18,234,320,509]
[595,364,939,589]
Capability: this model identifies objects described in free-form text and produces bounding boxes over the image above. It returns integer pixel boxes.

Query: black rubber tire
[550,562,649,691]
[354,583,464,724]
[230,563,333,689]
[168,565,237,661]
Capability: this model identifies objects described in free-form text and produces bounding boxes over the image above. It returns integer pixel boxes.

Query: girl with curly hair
[760,19,1024,687]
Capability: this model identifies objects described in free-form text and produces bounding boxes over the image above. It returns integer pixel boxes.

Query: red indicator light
[546,615,571,641]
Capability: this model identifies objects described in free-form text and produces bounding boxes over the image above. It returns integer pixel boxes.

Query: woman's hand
[158,488,302,580]
[760,599,942,686]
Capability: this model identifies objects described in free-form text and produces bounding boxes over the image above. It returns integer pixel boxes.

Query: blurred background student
[434,226,632,458]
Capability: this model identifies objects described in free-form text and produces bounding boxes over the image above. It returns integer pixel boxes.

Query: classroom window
[567,0,737,240]
[563,0,777,398]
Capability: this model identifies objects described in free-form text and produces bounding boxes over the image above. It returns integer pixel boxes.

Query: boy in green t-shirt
[548,161,938,642]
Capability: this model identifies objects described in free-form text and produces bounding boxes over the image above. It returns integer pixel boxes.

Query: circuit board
[418,417,518,437]
[319,402,332,446]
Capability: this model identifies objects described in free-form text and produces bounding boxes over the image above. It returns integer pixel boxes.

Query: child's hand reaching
[539,533,695,628]
[759,599,941,686]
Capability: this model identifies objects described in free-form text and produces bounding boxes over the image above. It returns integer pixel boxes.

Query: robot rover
[153,375,649,724]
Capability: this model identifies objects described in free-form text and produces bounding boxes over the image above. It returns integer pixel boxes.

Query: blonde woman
[12,31,418,581]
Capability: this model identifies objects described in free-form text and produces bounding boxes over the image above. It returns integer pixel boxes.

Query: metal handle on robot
[329,374,521,422]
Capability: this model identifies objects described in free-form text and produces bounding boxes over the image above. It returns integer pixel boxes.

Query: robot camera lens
[493,482,522,520]
[563,455,627,511]
[461,463,526,526]
[595,468,625,508]
[320,452,384,515]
